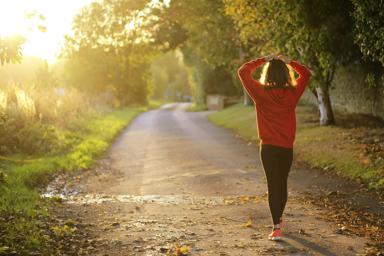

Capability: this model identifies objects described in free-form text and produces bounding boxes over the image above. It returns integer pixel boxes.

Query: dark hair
[260,59,296,90]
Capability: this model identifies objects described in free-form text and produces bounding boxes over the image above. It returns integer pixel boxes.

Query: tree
[61,0,155,105]
[0,35,25,65]
[150,0,246,106]
[351,0,384,91]
[352,0,384,66]
[0,12,46,66]
[150,50,190,101]
[224,0,358,125]
[62,47,113,95]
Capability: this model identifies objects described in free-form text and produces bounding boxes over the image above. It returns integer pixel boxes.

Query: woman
[237,54,311,241]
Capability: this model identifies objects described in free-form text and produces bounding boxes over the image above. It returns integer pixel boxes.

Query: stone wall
[300,63,384,120]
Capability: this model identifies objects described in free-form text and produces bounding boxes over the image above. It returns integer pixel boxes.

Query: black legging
[260,144,293,225]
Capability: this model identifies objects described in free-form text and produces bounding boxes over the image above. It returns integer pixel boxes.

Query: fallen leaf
[243,218,252,228]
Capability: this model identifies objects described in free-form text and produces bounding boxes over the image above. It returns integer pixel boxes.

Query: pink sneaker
[268,228,282,241]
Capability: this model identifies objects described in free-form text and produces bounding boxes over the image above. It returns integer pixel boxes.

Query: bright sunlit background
[0,0,94,64]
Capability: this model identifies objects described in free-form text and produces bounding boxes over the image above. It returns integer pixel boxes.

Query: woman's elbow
[237,66,243,74]
[237,65,248,77]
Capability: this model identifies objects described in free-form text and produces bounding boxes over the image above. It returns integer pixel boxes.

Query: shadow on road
[283,233,338,256]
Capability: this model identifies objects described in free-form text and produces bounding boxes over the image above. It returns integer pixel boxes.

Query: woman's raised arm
[237,56,270,100]
[287,60,311,99]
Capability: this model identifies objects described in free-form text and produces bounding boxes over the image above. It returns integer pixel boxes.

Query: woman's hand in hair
[277,54,291,64]
[264,53,278,62]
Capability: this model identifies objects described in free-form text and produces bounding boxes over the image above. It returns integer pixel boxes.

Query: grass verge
[208,102,384,192]
[0,101,164,255]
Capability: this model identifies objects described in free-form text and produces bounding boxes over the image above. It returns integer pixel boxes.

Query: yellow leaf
[243,218,252,228]
[179,245,190,254]
[38,25,47,32]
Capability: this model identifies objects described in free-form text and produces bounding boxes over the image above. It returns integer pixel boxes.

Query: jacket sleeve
[237,57,266,100]
[288,60,311,100]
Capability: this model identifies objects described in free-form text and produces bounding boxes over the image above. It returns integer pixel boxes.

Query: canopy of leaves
[352,0,384,66]
[148,0,243,104]
[224,0,358,87]
[62,0,156,105]
[156,0,239,67]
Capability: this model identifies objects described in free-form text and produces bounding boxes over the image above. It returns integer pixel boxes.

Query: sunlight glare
[0,2,28,36]
[0,0,94,64]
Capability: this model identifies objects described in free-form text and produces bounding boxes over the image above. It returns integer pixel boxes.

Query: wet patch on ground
[44,191,268,206]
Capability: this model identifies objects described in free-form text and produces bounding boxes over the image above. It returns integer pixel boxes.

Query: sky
[0,0,95,64]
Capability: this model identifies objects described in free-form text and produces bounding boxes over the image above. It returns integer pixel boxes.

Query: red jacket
[237,57,311,149]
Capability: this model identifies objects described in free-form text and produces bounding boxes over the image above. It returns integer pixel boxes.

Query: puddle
[42,175,267,206]
[43,175,82,199]
[42,192,267,206]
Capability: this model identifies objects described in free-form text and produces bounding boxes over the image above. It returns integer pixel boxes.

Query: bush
[0,84,93,155]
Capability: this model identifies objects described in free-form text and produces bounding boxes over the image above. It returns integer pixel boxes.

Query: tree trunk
[243,89,253,106]
[315,86,335,125]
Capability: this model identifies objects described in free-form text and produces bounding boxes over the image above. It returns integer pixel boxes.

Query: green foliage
[0,119,60,155]
[352,0,384,66]
[166,0,240,68]
[351,0,384,92]
[181,47,210,106]
[62,47,115,95]
[0,35,26,65]
[0,85,92,155]
[0,169,6,184]
[224,0,357,87]
[224,0,366,125]
[61,0,156,105]
[150,0,242,105]
[150,50,190,101]
[179,43,240,106]
[204,66,239,96]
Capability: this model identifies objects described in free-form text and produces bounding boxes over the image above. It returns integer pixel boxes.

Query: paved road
[53,102,374,255]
